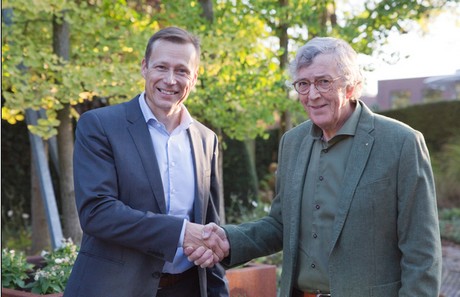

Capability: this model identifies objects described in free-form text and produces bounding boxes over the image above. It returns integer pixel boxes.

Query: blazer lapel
[188,125,205,224]
[187,125,211,297]
[125,96,167,214]
[330,103,375,251]
[289,133,314,254]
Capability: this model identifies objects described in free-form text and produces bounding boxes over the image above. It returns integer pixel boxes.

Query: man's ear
[346,84,355,99]
[191,69,199,87]
[141,58,147,79]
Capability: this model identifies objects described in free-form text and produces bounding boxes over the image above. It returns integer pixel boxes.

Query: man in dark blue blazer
[64,27,229,297]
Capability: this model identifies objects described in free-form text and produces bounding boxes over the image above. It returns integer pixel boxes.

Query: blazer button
[152,272,162,279]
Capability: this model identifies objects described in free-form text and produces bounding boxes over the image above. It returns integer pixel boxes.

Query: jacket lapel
[289,133,314,257]
[330,102,375,251]
[187,125,211,297]
[188,125,205,224]
[125,96,167,214]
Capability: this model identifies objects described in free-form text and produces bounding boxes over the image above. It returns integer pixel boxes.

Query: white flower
[35,270,47,280]
[7,210,13,217]
[22,213,30,219]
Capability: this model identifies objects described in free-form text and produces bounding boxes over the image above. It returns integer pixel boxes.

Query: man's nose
[163,70,176,84]
[308,84,321,99]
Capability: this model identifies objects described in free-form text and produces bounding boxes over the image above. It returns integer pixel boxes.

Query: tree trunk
[278,0,292,138]
[57,105,82,243]
[53,13,82,243]
[199,0,214,22]
[244,138,259,200]
[199,0,225,222]
[31,149,51,254]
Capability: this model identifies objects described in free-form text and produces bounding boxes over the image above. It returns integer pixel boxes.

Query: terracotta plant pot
[226,263,277,297]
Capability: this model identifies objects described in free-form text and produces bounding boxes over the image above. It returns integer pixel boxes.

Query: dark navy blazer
[64,96,228,297]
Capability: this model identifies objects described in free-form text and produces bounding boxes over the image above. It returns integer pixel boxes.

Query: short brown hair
[144,27,201,67]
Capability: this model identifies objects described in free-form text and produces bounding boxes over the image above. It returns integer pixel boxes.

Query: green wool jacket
[223,101,442,297]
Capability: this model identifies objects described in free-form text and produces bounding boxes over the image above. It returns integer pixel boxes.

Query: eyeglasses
[292,77,342,95]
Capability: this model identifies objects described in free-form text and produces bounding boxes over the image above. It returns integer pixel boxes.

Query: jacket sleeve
[397,130,442,296]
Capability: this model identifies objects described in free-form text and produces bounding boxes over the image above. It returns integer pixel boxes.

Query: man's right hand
[183,222,229,268]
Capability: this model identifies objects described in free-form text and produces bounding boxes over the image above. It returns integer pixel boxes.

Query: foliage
[1,0,148,139]
[1,119,31,229]
[432,136,460,208]
[188,0,294,140]
[1,0,289,141]
[225,195,270,225]
[221,0,453,68]
[439,208,460,244]
[1,118,33,249]
[1,206,32,253]
[223,138,259,208]
[1,239,79,294]
[25,239,79,294]
[3,0,451,140]
[338,0,448,55]
[1,120,33,252]
[1,248,34,289]
[380,101,460,152]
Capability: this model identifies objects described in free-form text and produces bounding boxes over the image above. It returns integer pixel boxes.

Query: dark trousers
[156,267,200,297]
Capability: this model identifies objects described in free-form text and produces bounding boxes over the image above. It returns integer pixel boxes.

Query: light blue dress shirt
[139,93,196,274]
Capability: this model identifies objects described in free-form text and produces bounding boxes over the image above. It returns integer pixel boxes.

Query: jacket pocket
[370,280,401,297]
[356,177,390,193]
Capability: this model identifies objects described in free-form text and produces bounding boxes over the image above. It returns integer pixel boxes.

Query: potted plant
[1,239,78,297]
[1,248,34,292]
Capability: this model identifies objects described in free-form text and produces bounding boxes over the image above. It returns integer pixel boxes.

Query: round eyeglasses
[292,77,342,95]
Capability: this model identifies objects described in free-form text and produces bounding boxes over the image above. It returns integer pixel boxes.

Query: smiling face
[141,39,198,119]
[297,53,355,140]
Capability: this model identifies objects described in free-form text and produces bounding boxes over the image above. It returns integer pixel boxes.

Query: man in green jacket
[186,36,442,297]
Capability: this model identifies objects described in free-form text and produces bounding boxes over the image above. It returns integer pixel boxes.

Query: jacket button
[152,272,162,279]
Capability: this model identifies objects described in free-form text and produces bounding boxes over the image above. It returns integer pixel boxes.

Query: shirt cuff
[178,219,187,247]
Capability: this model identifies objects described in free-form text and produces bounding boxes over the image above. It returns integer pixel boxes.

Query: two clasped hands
[184,222,228,268]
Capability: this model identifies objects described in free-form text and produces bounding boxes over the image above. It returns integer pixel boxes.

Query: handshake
[183,222,229,268]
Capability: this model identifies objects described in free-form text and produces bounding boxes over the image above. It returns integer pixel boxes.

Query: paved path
[441,240,460,297]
